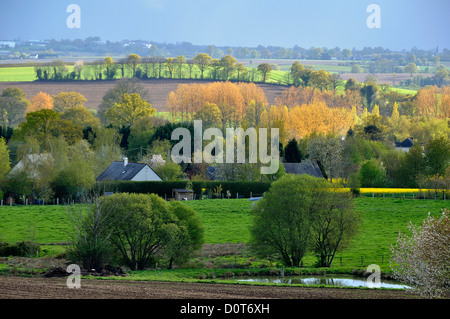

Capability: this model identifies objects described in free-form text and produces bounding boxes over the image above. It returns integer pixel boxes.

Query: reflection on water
[237,275,410,289]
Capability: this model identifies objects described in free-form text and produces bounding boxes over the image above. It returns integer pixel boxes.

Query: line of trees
[33,54,269,83]
[32,52,450,90]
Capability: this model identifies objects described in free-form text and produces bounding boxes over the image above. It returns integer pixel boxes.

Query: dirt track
[0,79,287,112]
[0,275,421,299]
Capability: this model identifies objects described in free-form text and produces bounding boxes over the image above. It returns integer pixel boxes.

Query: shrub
[0,241,40,257]
[359,159,385,187]
[100,193,203,270]
[16,241,40,257]
[163,201,204,269]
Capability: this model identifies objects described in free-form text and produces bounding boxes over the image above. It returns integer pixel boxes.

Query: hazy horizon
[1,0,449,51]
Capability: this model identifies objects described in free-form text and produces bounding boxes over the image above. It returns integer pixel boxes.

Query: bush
[16,241,41,257]
[250,174,359,267]
[99,193,203,270]
[390,209,450,298]
[0,241,40,257]
[359,159,385,187]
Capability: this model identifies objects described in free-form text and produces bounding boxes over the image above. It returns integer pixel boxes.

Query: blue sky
[0,0,449,50]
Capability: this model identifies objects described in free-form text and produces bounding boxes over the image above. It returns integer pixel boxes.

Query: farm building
[96,158,162,182]
[282,161,324,178]
[172,189,195,201]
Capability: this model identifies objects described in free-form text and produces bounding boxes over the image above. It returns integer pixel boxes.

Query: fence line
[361,191,447,200]
[1,189,447,208]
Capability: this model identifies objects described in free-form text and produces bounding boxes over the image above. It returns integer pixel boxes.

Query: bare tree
[65,195,121,270]
[307,135,344,183]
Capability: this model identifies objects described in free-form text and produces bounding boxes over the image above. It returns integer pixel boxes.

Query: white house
[96,158,162,182]
[7,153,53,179]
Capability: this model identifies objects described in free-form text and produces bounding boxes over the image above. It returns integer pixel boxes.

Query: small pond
[236,274,410,289]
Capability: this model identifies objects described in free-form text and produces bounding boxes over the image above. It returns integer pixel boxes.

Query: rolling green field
[390,87,418,95]
[0,197,448,269]
[0,66,37,82]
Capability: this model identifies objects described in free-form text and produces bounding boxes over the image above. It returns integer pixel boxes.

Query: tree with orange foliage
[275,86,317,109]
[28,92,53,113]
[237,82,268,115]
[414,86,438,117]
[167,81,266,127]
[207,82,244,125]
[338,89,363,113]
[167,83,209,121]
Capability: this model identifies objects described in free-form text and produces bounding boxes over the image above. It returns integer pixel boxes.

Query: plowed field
[0,275,421,299]
[0,79,287,112]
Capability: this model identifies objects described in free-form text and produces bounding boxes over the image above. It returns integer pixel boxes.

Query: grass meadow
[0,66,37,82]
[0,197,448,271]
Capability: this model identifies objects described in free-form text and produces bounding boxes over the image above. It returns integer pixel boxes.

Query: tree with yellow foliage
[372,104,380,117]
[194,103,222,128]
[391,102,400,121]
[53,91,87,112]
[193,53,212,79]
[286,101,353,140]
[105,93,156,127]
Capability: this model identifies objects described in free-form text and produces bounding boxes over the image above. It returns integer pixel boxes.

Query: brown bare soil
[0,275,421,299]
[0,79,287,112]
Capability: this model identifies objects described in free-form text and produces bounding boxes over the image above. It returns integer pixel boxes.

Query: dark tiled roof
[173,189,194,193]
[395,138,414,148]
[282,162,324,178]
[206,166,216,180]
[96,161,153,181]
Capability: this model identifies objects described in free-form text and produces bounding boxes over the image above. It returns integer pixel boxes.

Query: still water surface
[237,274,410,289]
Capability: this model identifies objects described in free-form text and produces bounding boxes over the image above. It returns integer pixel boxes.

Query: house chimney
[123,157,128,167]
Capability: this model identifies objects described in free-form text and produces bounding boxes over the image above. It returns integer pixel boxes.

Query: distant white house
[7,153,53,179]
[96,158,162,182]
[0,41,16,48]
